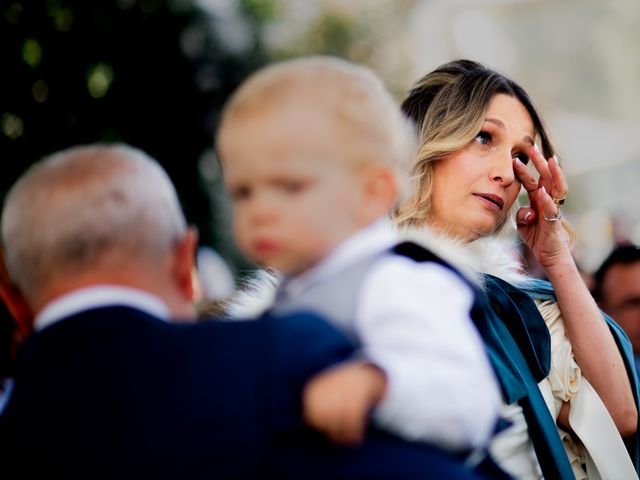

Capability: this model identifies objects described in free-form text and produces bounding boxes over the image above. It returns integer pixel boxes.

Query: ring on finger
[543,210,562,223]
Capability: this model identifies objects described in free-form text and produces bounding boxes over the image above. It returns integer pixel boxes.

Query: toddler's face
[219,105,366,275]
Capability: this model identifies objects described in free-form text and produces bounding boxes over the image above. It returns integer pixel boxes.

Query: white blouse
[489,299,637,479]
[537,298,637,480]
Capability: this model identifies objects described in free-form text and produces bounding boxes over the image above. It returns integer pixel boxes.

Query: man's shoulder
[199,313,355,380]
[13,306,179,373]
[198,312,355,355]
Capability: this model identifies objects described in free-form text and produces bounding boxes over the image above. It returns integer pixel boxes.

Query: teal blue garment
[478,275,575,480]
[391,242,635,478]
[519,277,640,476]
[390,242,574,478]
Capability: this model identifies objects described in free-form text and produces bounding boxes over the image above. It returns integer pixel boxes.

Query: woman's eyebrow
[485,117,534,145]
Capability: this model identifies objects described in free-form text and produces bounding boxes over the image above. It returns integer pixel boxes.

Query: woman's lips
[473,193,504,210]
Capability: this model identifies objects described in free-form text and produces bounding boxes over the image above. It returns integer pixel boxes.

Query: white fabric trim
[35,285,170,331]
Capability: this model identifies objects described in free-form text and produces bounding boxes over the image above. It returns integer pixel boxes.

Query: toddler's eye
[474,131,491,146]
[514,152,529,165]
[281,181,306,193]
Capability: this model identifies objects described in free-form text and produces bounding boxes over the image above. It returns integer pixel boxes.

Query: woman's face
[428,93,535,241]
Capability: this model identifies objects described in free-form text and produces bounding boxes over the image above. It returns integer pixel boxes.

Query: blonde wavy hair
[394,60,557,233]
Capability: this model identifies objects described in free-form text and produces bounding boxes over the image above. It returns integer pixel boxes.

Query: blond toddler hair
[218,55,416,204]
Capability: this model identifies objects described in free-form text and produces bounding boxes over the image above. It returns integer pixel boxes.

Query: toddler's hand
[303,361,387,446]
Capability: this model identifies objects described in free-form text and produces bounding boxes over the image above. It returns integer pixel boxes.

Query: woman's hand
[515,147,637,436]
[513,145,571,271]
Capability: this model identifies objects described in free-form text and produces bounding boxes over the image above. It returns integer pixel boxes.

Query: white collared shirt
[280,219,502,451]
[34,285,171,332]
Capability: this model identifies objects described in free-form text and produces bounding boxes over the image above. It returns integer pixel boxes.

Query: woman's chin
[467,220,500,241]
[445,225,493,243]
[428,213,499,242]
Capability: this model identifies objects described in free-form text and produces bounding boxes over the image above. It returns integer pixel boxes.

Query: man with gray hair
[1,144,198,323]
[0,144,484,479]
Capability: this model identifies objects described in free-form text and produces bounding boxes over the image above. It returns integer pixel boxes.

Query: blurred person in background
[594,244,640,374]
[397,59,639,479]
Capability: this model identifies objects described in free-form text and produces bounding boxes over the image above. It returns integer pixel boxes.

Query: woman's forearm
[544,254,637,436]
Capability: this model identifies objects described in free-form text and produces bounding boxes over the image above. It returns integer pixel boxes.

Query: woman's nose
[490,150,516,185]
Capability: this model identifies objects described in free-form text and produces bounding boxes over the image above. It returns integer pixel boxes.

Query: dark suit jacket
[0,306,485,479]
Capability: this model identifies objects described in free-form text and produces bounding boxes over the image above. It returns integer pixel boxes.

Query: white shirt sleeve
[356,255,501,452]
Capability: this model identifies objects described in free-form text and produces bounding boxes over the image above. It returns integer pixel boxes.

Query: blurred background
[2,0,639,292]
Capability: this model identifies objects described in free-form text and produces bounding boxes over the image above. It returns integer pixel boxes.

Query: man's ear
[173,226,199,302]
[358,166,398,222]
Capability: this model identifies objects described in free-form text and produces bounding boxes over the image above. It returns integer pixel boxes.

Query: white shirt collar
[282,218,398,297]
[34,285,171,332]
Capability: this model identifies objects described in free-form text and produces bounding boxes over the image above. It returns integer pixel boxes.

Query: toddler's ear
[359,166,398,222]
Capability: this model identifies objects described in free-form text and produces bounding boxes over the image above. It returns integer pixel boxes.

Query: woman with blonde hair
[397,59,639,479]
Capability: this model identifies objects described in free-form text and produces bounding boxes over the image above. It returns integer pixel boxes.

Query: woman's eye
[514,152,529,165]
[474,131,491,146]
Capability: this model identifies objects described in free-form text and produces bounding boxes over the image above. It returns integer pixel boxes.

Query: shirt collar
[34,285,171,332]
[281,218,398,297]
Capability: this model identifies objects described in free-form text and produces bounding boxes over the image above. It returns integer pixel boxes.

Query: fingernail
[551,155,559,166]
[524,211,533,222]
[534,144,541,153]
[541,185,548,195]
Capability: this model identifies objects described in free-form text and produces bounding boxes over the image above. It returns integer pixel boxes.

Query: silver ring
[543,211,562,223]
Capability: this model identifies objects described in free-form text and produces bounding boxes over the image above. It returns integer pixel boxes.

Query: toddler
[216,56,501,453]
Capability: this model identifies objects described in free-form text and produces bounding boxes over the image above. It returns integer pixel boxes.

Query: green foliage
[271,10,377,71]
[304,13,356,57]
[238,0,278,24]
[0,0,269,273]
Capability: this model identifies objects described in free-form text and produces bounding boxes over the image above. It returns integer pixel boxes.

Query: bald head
[1,144,194,313]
